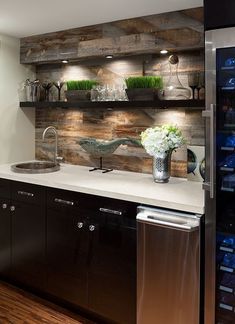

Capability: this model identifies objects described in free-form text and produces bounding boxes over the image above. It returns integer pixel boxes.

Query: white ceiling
[0,0,203,38]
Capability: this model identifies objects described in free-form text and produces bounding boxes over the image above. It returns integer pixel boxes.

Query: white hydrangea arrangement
[140,124,185,156]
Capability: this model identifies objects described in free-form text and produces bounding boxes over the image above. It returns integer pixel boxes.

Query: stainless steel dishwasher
[137,206,202,324]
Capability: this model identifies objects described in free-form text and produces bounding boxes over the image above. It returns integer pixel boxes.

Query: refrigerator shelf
[221,66,235,71]
[220,245,235,253]
[220,167,235,172]
[219,302,234,312]
[219,285,234,294]
[221,87,235,90]
[221,187,235,192]
[221,147,235,152]
[224,124,235,128]
[220,265,235,273]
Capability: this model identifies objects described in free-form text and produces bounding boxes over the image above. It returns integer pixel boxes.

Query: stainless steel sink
[11,161,60,174]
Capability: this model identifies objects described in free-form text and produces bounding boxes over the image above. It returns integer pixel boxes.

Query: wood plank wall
[20,8,203,64]
[35,50,205,177]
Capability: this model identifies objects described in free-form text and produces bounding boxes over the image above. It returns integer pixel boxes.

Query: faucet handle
[56,156,64,164]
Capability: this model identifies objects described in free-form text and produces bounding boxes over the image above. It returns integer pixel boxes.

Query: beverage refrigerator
[205,28,235,324]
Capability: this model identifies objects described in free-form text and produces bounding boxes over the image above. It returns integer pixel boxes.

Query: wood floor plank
[0,281,96,324]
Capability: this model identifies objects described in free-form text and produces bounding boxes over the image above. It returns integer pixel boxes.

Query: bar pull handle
[137,212,200,232]
[99,207,122,215]
[202,103,215,199]
[17,190,34,197]
[54,198,74,206]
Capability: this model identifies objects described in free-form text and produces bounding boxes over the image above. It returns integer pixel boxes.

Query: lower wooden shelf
[20,99,205,109]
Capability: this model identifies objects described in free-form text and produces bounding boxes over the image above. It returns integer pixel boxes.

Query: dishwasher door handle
[137,212,200,232]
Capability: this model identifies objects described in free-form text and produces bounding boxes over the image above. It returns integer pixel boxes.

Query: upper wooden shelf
[20,100,205,109]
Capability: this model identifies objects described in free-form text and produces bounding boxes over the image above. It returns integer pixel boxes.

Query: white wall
[0,34,35,164]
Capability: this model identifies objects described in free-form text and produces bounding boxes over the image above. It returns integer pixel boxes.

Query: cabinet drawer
[95,195,137,219]
[47,188,137,218]
[0,178,11,199]
[47,188,80,210]
[11,181,45,205]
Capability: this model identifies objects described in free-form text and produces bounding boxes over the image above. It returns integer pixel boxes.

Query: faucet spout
[42,126,63,164]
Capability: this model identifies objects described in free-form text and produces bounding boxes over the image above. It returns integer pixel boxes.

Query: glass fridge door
[216,47,235,323]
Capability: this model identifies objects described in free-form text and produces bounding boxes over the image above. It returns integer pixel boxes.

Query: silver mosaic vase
[153,151,172,183]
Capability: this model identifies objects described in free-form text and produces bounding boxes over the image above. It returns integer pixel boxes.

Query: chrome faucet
[42,126,63,164]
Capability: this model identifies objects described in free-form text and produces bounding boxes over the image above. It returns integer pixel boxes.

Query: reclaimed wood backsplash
[35,50,205,177]
[20,7,203,64]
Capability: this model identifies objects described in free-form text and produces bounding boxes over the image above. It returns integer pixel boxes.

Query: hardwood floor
[0,281,96,324]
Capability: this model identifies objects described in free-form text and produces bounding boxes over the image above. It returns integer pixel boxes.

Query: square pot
[125,88,159,101]
[65,90,91,101]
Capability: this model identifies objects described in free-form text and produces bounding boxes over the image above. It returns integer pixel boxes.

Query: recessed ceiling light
[62,60,69,63]
[106,55,113,59]
[160,50,168,55]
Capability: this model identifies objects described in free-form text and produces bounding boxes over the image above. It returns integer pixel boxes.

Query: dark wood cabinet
[205,0,235,30]
[0,178,137,324]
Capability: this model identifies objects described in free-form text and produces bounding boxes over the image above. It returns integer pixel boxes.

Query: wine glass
[42,81,53,101]
[53,81,64,101]
[188,73,199,100]
[197,72,205,99]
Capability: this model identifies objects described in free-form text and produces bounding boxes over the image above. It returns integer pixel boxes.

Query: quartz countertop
[0,162,205,214]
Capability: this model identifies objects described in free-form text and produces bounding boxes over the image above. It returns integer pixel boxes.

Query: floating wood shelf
[20,100,205,109]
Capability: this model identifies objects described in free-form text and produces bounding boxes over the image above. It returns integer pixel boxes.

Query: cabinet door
[11,182,46,290]
[88,198,137,324]
[0,197,11,279]
[205,0,235,30]
[0,179,11,279]
[46,189,89,308]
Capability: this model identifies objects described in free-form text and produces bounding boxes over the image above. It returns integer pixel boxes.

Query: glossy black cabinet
[46,188,137,324]
[46,189,88,308]
[88,198,136,324]
[0,178,137,324]
[11,181,46,290]
[204,0,235,30]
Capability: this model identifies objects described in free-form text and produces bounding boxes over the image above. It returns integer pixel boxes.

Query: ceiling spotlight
[106,55,113,59]
[160,50,168,55]
[62,60,69,64]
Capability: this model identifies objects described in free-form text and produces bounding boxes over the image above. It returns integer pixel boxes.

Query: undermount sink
[11,161,60,174]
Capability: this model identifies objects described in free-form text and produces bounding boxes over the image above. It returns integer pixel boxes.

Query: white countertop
[0,162,205,214]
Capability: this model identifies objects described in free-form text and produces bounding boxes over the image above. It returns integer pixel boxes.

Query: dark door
[205,0,235,30]
[11,182,46,290]
[46,189,89,308]
[215,47,235,323]
[88,198,137,324]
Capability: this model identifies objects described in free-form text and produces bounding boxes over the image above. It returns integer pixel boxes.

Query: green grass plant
[125,76,163,89]
[66,80,98,91]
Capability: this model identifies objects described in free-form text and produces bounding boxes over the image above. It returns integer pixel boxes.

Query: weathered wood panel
[35,49,205,177]
[20,7,203,64]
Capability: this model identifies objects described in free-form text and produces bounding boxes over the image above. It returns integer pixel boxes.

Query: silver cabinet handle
[2,203,7,209]
[202,103,215,199]
[89,225,95,232]
[99,207,122,215]
[17,190,34,197]
[54,198,74,206]
[10,206,15,212]
[77,222,84,229]
[137,211,200,232]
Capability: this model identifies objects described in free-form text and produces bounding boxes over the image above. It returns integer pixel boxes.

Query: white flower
[140,124,185,156]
